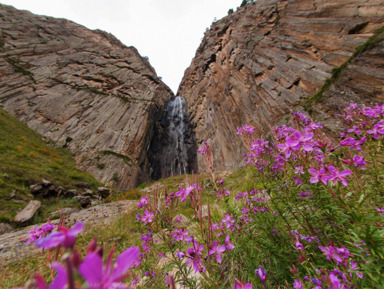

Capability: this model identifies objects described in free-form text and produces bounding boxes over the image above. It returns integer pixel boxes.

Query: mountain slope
[0,4,174,190]
[0,107,101,223]
[178,0,384,172]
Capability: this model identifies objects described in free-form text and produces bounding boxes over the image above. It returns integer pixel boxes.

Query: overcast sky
[1,0,240,93]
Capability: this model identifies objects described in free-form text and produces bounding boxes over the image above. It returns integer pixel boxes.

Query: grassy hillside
[0,108,102,224]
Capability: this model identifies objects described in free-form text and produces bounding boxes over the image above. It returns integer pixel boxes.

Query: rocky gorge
[1,0,384,189]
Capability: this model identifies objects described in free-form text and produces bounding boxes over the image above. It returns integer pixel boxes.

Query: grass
[303,26,384,113]
[0,108,102,224]
[0,210,141,288]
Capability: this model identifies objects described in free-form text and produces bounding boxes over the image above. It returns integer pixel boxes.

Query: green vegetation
[99,150,136,166]
[303,26,384,113]
[0,108,101,223]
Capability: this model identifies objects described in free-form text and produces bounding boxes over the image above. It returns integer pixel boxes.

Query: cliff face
[0,4,174,190]
[178,0,384,172]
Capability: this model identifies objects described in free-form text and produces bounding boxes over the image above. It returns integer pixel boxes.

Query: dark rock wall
[178,0,384,172]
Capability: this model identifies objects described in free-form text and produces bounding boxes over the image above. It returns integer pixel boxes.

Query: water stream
[166,96,188,176]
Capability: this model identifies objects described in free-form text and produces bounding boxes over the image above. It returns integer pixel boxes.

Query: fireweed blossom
[208,241,226,263]
[353,155,368,169]
[79,246,140,289]
[24,221,55,245]
[140,211,154,224]
[175,184,197,202]
[326,166,352,186]
[308,167,327,185]
[255,265,267,284]
[137,197,148,208]
[25,262,67,289]
[292,279,304,289]
[186,240,205,273]
[233,279,252,289]
[35,221,84,249]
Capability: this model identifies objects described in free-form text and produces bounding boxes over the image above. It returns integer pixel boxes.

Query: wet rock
[14,200,41,224]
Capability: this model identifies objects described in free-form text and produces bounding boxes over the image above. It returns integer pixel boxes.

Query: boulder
[14,200,41,224]
[42,179,52,187]
[64,189,79,198]
[97,187,110,198]
[82,189,94,197]
[74,196,92,208]
[29,184,43,195]
[76,182,90,189]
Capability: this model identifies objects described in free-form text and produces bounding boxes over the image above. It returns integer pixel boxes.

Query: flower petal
[35,232,65,249]
[112,246,140,280]
[79,253,103,284]
[68,221,84,236]
[49,262,67,289]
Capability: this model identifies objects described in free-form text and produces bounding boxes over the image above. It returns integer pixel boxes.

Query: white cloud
[2,0,240,93]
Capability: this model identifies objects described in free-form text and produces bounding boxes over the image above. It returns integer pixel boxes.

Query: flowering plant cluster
[15,221,140,289]
[11,103,384,288]
[134,103,384,288]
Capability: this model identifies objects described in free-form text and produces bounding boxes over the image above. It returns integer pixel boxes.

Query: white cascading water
[167,96,188,176]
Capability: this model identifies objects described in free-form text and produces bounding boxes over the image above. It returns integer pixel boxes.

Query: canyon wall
[0,4,174,190]
[178,0,384,172]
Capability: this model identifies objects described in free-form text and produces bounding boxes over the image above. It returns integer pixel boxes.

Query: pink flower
[308,167,327,185]
[186,241,205,273]
[137,197,148,208]
[255,265,267,284]
[24,221,55,245]
[176,184,196,202]
[353,155,368,170]
[340,138,356,146]
[140,211,154,224]
[28,263,67,289]
[325,166,352,186]
[79,246,140,289]
[293,279,303,289]
[225,235,235,250]
[234,279,252,289]
[35,222,84,249]
[209,241,226,263]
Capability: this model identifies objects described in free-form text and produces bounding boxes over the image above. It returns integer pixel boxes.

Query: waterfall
[167,96,188,176]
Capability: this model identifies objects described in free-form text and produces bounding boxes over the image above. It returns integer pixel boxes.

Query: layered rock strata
[178,0,384,172]
[0,4,174,189]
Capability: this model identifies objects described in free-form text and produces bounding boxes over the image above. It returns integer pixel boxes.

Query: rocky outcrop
[306,27,384,136]
[0,4,174,190]
[14,200,41,224]
[178,0,384,172]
